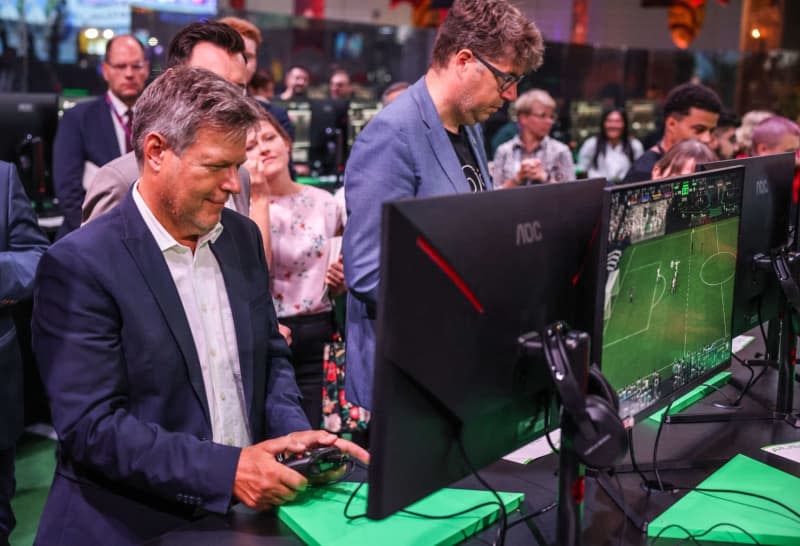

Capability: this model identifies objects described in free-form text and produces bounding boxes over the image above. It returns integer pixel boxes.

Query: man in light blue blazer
[343,0,545,410]
[0,161,48,545]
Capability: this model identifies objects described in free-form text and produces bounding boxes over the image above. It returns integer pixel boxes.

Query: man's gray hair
[132,66,262,165]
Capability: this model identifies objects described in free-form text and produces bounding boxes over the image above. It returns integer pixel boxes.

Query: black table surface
[147,338,800,546]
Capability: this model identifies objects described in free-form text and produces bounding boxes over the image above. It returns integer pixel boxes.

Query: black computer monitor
[697,153,796,336]
[596,167,745,424]
[367,178,608,519]
[0,93,59,205]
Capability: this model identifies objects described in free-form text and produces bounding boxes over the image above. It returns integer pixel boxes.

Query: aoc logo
[755,178,769,196]
[516,220,543,246]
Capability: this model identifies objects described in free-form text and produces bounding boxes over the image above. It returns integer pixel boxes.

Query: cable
[648,521,761,545]
[543,400,560,454]
[669,486,800,522]
[455,436,508,546]
[652,400,674,492]
[505,500,556,529]
[626,427,651,487]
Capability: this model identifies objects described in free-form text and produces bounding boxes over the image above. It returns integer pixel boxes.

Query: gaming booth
[141,153,800,546]
[4,91,800,546]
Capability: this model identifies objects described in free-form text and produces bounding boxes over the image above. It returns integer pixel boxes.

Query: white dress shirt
[107,91,133,156]
[132,183,251,447]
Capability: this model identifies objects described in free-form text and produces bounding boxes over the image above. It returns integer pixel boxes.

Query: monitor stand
[662,251,799,427]
[518,325,594,546]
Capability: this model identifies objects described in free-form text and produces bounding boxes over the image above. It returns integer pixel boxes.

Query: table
[148,340,800,546]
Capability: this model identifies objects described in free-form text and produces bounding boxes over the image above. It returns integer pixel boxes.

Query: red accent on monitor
[571,476,585,504]
[416,236,484,314]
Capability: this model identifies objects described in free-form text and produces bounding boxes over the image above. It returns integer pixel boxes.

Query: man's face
[157,127,245,244]
[711,126,737,159]
[188,42,248,91]
[330,73,352,99]
[242,36,258,83]
[456,52,519,126]
[102,36,149,107]
[519,103,556,141]
[286,68,309,95]
[667,107,718,146]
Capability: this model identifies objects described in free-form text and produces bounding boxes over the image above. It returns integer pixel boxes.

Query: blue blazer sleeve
[0,162,49,302]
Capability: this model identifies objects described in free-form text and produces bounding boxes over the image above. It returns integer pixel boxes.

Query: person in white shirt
[577,107,644,184]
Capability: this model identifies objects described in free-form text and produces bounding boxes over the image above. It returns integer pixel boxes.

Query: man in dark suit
[343,0,544,409]
[32,66,367,546]
[82,22,252,224]
[52,35,149,238]
[0,161,49,545]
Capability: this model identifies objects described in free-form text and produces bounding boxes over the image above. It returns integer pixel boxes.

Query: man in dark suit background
[0,161,49,545]
[52,35,149,238]
[32,66,367,546]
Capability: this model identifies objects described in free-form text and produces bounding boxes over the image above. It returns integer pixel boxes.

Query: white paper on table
[762,440,800,464]
[732,334,755,354]
[502,429,561,464]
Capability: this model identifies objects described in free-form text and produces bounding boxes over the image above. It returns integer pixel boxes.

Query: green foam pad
[648,454,800,545]
[278,481,524,546]
[648,371,731,422]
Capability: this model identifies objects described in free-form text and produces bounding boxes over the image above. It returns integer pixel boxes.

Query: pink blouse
[269,185,344,318]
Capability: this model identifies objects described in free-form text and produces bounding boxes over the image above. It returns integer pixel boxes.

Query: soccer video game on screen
[601,172,742,421]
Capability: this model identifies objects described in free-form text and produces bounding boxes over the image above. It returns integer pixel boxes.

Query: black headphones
[540,322,628,469]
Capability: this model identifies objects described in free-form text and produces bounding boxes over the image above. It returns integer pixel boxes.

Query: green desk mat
[647,371,732,423]
[278,481,524,546]
[648,454,800,545]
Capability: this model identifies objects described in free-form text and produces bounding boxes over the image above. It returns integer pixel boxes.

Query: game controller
[279,446,349,479]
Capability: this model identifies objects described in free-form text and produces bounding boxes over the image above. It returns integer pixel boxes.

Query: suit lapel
[465,126,493,190]
[414,80,468,194]
[95,97,125,159]
[118,193,212,427]
[210,226,255,421]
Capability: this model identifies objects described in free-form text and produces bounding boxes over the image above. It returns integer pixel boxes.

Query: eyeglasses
[527,112,557,121]
[472,51,524,93]
[106,62,147,72]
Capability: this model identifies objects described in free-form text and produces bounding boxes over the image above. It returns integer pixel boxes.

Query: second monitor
[597,167,745,424]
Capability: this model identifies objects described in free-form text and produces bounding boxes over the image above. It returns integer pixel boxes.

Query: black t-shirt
[622,148,664,184]
[447,128,487,192]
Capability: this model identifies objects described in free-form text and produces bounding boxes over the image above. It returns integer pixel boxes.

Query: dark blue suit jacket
[53,95,122,238]
[342,76,492,409]
[0,162,48,448]
[32,190,309,545]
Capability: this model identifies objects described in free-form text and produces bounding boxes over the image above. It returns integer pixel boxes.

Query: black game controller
[279,446,349,479]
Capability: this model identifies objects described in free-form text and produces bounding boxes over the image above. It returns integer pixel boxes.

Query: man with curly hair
[343,0,544,410]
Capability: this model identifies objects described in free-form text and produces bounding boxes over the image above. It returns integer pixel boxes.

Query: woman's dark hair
[591,107,634,170]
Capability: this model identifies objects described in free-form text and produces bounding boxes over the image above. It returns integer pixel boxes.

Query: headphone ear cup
[587,364,620,412]
[574,395,628,469]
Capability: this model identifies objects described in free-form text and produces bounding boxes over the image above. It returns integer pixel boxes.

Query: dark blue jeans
[0,445,15,546]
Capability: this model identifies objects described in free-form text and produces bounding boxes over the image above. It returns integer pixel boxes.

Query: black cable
[455,436,508,546]
[626,427,650,487]
[669,486,800,522]
[342,479,505,523]
[652,400,674,492]
[757,294,769,359]
[505,500,556,529]
[648,521,761,545]
[543,401,559,454]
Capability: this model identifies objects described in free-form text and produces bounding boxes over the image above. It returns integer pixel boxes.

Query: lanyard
[104,94,132,150]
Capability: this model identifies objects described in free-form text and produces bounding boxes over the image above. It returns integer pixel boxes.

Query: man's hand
[233,435,308,509]
[233,431,370,510]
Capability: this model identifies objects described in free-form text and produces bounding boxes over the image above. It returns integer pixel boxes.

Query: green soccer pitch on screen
[598,167,745,424]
